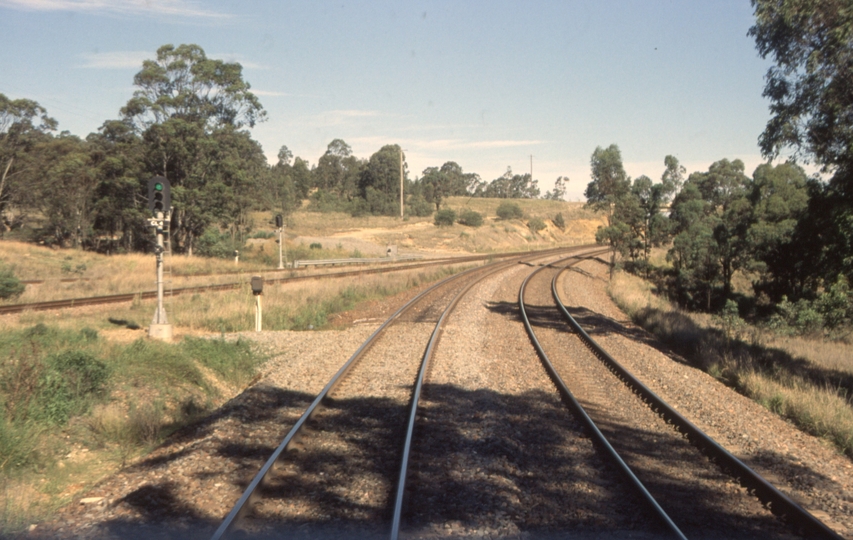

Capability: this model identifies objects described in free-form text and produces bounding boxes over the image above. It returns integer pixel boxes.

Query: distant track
[0,247,590,315]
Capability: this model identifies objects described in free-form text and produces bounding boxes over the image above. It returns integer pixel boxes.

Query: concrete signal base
[149,324,174,341]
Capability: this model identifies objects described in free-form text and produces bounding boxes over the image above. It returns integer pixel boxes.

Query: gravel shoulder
[558,257,853,539]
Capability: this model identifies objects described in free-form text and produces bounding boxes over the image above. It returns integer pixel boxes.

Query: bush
[457,209,483,227]
[434,208,457,227]
[768,277,853,337]
[407,196,434,217]
[496,202,523,220]
[528,217,546,233]
[553,212,566,231]
[196,227,241,259]
[308,189,352,213]
[38,351,110,424]
[0,265,25,300]
[309,242,322,250]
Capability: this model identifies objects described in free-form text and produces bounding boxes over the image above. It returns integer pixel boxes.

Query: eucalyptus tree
[585,144,631,223]
[87,120,149,252]
[0,94,57,230]
[667,159,752,307]
[314,139,363,200]
[120,44,267,254]
[750,0,853,292]
[543,176,569,200]
[359,144,405,215]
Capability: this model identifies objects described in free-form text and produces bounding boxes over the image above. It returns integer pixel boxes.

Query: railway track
[210,247,587,539]
[0,249,571,315]
[29,246,849,539]
[518,258,843,539]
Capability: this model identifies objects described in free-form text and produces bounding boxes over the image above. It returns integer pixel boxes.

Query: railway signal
[146,176,172,341]
[275,214,285,269]
[148,176,171,216]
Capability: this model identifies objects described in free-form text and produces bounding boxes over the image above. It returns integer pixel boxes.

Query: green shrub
[496,202,523,220]
[309,189,353,213]
[528,217,546,233]
[553,212,566,231]
[457,209,483,227]
[0,265,24,300]
[196,227,241,259]
[407,196,434,217]
[182,337,260,387]
[37,351,109,425]
[434,208,457,227]
[309,242,322,250]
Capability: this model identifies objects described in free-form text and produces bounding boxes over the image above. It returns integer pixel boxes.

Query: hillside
[258,198,605,258]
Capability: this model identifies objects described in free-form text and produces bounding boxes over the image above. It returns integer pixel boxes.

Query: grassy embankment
[0,324,260,535]
[268,197,603,255]
[607,267,853,458]
[0,254,468,533]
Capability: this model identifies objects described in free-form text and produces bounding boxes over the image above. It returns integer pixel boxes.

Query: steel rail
[387,247,580,539]
[209,248,575,539]
[1,246,582,315]
[550,266,844,540]
[519,255,687,539]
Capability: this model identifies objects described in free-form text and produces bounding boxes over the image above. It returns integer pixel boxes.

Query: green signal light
[154,182,164,191]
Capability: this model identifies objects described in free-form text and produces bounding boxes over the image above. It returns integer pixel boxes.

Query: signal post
[147,176,173,341]
[276,214,284,269]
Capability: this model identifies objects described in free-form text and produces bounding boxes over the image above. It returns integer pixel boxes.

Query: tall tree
[265,145,302,219]
[0,94,57,230]
[586,144,631,275]
[87,120,149,252]
[543,176,569,200]
[750,1,853,292]
[31,134,97,248]
[359,145,405,215]
[120,44,266,254]
[585,144,630,222]
[420,166,450,211]
[668,159,752,306]
[314,139,363,199]
[481,167,539,198]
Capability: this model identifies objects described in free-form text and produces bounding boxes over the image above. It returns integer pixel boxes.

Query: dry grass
[2,198,604,305]
[608,269,853,457]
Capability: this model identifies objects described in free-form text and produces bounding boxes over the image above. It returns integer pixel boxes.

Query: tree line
[587,0,853,332]
[0,44,559,256]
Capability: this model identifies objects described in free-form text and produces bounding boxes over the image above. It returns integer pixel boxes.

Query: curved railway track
[519,258,843,539]
[0,249,572,315]
[211,247,590,539]
[28,246,848,539]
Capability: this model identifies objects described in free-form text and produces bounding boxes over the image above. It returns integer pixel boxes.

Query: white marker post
[276,214,284,269]
[251,276,264,332]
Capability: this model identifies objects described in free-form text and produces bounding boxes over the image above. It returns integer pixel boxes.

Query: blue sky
[0,0,774,200]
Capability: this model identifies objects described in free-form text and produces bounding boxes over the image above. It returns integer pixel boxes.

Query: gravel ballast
[30,250,851,539]
[556,257,852,539]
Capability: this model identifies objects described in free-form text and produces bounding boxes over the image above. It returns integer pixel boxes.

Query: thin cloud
[457,139,544,149]
[0,0,232,20]
[213,53,267,70]
[309,109,383,127]
[79,51,150,69]
[79,50,266,70]
[251,90,289,97]
[348,137,545,152]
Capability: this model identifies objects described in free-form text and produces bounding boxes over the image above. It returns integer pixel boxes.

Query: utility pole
[530,155,533,183]
[400,147,404,219]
